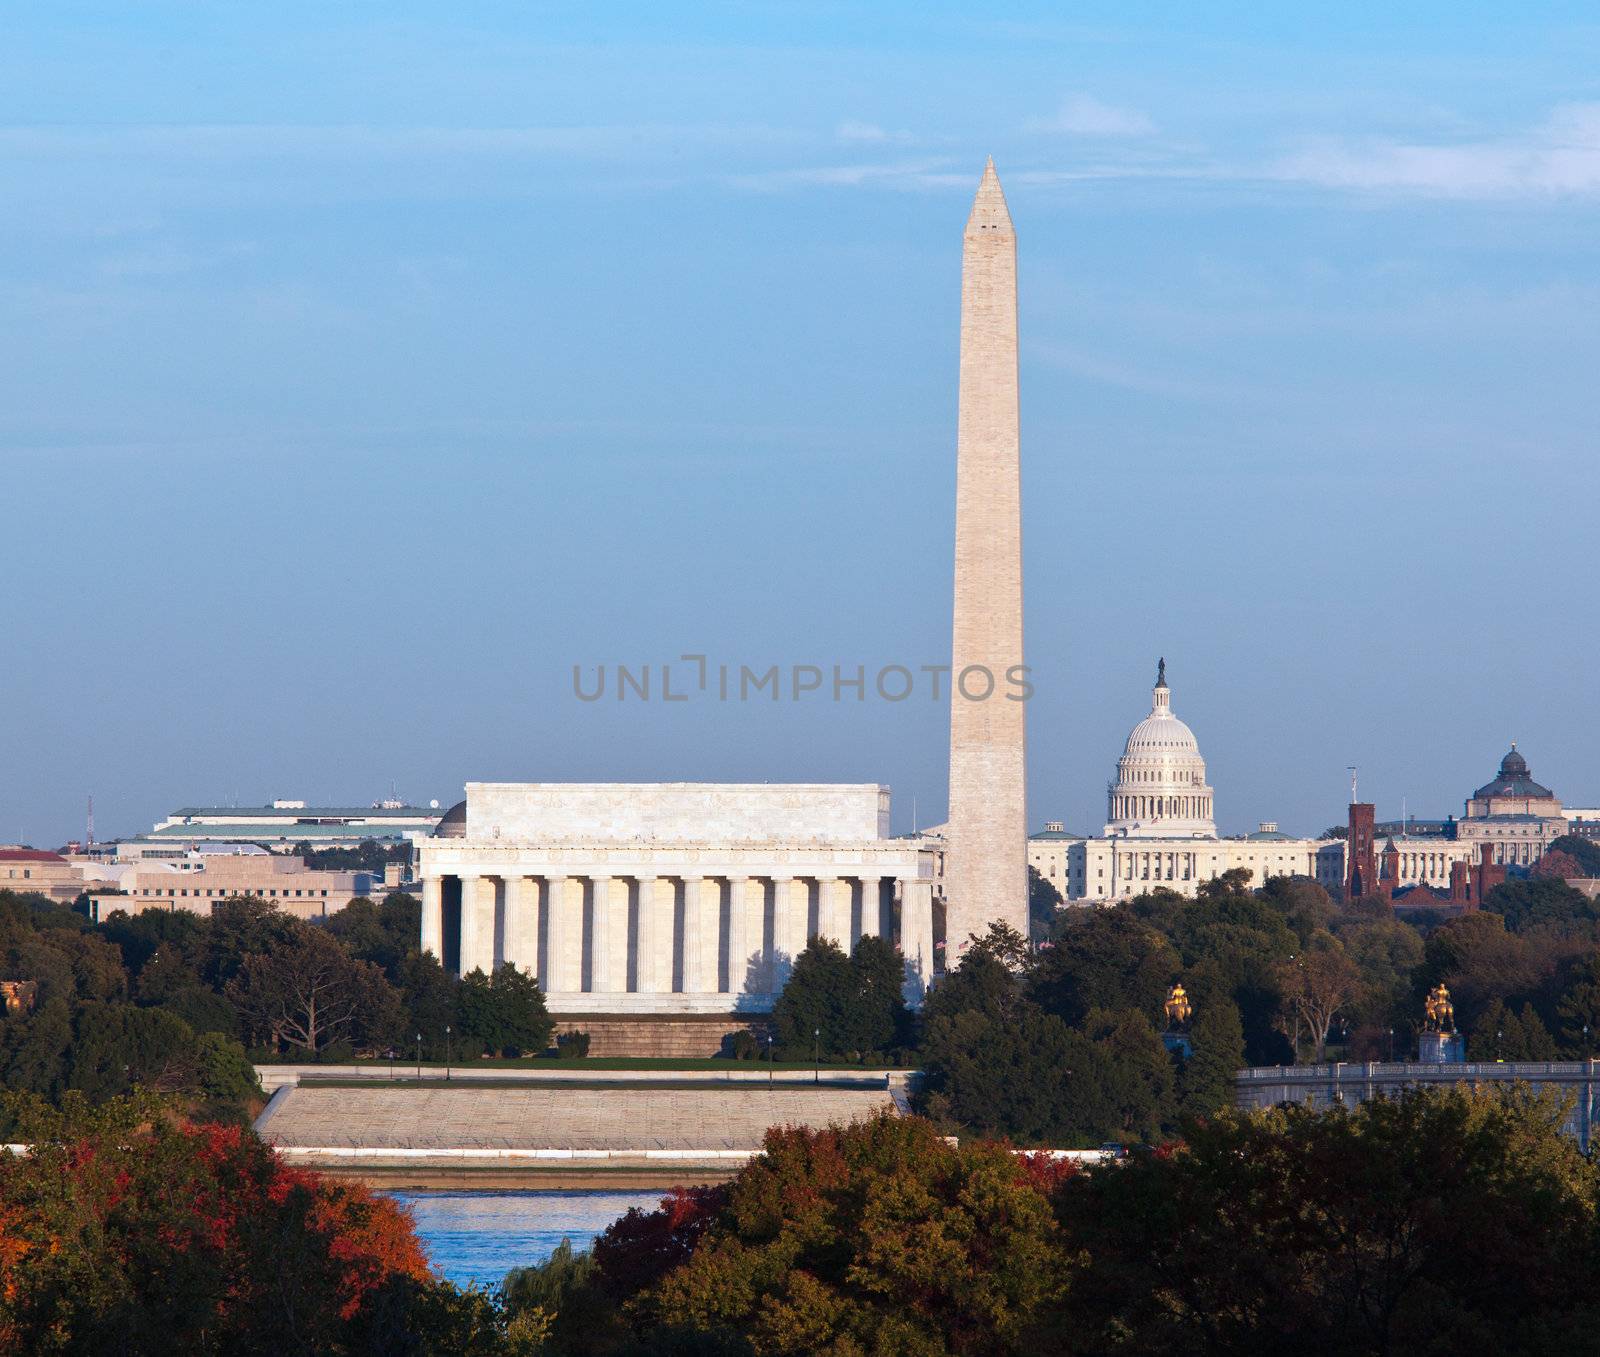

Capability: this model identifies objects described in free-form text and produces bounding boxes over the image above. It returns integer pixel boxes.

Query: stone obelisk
[945,158,1028,955]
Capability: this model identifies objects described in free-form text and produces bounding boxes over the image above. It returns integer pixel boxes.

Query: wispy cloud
[834,120,912,145]
[727,160,966,192]
[1031,341,1253,403]
[1024,94,1155,138]
[1271,103,1600,198]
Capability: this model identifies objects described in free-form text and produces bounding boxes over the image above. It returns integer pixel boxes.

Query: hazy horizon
[5,4,1599,847]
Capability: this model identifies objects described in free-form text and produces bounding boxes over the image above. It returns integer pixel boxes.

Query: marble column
[635,877,674,995]
[420,875,444,961]
[730,876,767,998]
[818,877,852,950]
[504,875,539,980]
[772,876,807,965]
[590,876,627,993]
[458,875,496,977]
[901,878,936,999]
[857,876,882,939]
[545,875,580,993]
[682,877,719,993]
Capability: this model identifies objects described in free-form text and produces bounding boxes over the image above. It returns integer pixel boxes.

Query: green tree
[1028,863,1063,941]
[1336,916,1425,1030]
[1030,906,1176,1026]
[771,937,854,1057]
[1084,1006,1176,1140]
[1178,994,1246,1119]
[226,922,401,1055]
[1418,910,1538,1032]
[68,1003,197,1101]
[0,996,73,1102]
[1555,951,1600,1054]
[1056,1085,1600,1355]
[1469,999,1559,1061]
[1259,876,1337,945]
[399,950,458,1057]
[456,964,553,1058]
[841,934,909,1056]
[326,891,421,984]
[627,1116,1074,1356]
[1485,876,1599,934]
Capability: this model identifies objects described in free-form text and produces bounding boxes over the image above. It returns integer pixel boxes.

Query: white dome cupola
[1104,659,1217,839]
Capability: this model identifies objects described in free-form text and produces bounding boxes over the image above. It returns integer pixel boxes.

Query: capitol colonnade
[414,784,938,1013]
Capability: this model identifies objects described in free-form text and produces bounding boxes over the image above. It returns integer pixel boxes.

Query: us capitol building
[1029,661,1345,901]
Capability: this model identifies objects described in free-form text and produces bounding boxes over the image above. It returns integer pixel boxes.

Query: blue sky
[4,3,1599,846]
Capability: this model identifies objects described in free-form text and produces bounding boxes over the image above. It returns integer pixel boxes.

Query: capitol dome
[1104,660,1217,839]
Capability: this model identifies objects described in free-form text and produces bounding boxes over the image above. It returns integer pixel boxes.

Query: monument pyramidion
[945,158,1028,954]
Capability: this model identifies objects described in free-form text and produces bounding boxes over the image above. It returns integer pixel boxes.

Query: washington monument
[945,159,1028,953]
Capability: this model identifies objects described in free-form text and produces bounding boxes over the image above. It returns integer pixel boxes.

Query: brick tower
[1346,802,1377,900]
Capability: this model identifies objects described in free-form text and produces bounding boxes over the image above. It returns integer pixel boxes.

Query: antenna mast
[1347,766,1358,804]
[86,794,94,848]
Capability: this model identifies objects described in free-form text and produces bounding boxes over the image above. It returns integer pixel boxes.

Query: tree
[622,1116,1074,1356]
[1469,1000,1559,1061]
[1277,944,1359,1062]
[841,934,909,1055]
[1055,1085,1600,1355]
[456,964,553,1058]
[226,923,401,1055]
[0,1090,452,1354]
[1419,910,1539,1032]
[770,936,911,1060]
[1178,994,1246,1119]
[326,892,421,984]
[1259,876,1336,946]
[1555,951,1600,1054]
[1547,834,1600,877]
[0,997,72,1104]
[919,1002,1084,1143]
[68,1003,198,1101]
[399,950,458,1057]
[1484,876,1598,934]
[1336,916,1425,1030]
[1028,864,1062,941]
[1030,907,1176,1026]
[771,938,854,1057]
[1084,1007,1176,1140]
[203,896,300,990]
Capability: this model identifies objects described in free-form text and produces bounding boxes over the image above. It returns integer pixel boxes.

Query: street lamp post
[1387,1027,1394,1063]
[415,1033,422,1081]
[813,1027,821,1085]
[766,1032,774,1085]
[446,1024,452,1081]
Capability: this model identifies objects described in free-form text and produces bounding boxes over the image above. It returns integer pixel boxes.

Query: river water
[386,1190,665,1291]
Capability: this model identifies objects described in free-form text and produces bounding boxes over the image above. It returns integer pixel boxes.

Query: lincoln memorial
[413,782,938,1014]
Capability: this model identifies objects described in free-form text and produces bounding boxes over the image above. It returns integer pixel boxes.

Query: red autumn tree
[0,1090,438,1354]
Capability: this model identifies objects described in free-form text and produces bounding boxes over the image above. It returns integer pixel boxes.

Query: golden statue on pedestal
[1424,983,1455,1034]
[1164,983,1192,1030]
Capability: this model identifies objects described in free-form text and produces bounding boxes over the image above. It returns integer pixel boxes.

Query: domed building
[1028,661,1345,904]
[1454,743,1568,868]
[1104,659,1216,839]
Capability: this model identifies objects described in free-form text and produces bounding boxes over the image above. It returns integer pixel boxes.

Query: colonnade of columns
[1108,792,1214,822]
[421,870,937,1003]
